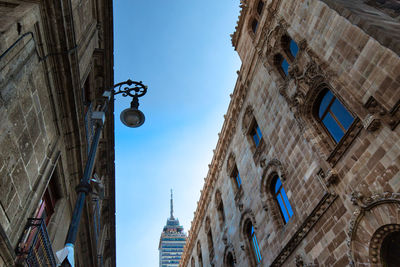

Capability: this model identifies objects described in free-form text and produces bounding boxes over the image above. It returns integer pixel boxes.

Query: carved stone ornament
[346,192,400,266]
[364,96,399,131]
[362,113,381,131]
[241,105,254,134]
[295,255,304,267]
[261,158,287,181]
[325,169,339,187]
[223,243,237,264]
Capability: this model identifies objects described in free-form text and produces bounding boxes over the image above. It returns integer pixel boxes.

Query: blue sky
[113,1,241,266]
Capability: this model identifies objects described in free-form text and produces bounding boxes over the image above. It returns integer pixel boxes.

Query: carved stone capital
[325,169,339,186]
[362,114,381,132]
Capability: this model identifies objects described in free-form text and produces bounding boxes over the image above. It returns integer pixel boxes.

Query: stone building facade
[0,0,115,266]
[180,0,400,266]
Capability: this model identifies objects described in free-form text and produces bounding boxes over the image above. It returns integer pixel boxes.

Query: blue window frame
[249,224,262,263]
[250,123,262,147]
[317,89,354,143]
[273,176,293,223]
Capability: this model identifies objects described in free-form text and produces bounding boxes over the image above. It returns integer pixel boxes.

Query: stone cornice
[231,1,249,49]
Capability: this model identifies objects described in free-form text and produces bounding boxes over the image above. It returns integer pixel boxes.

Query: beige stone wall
[181,0,400,266]
[0,0,115,266]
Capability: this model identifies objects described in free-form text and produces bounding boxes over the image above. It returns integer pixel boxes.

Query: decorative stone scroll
[270,193,337,267]
[317,168,339,187]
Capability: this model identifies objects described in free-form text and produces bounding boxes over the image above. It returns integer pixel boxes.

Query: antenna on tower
[170,189,174,219]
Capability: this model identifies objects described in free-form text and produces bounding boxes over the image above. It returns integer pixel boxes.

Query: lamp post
[57,80,148,266]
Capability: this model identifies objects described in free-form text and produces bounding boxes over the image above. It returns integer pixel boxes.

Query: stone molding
[270,192,337,267]
[231,0,249,49]
[347,192,400,266]
[223,243,237,265]
[369,224,400,265]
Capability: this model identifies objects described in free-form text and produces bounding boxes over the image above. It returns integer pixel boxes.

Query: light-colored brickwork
[0,0,115,266]
[180,0,400,266]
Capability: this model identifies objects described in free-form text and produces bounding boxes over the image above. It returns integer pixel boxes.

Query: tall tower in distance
[159,190,187,267]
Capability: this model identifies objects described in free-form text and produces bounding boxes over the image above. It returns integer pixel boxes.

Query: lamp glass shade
[120,108,145,128]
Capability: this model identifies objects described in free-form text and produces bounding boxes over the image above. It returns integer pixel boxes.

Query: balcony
[16,218,57,267]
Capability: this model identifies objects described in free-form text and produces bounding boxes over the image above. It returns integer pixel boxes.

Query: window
[274,53,288,77]
[289,39,299,58]
[226,252,235,267]
[250,121,262,148]
[34,170,60,225]
[281,35,299,60]
[315,89,354,143]
[217,201,225,225]
[205,217,214,261]
[215,190,225,227]
[191,257,195,267]
[380,230,400,266]
[257,0,264,15]
[197,242,203,267]
[272,175,293,224]
[251,19,258,33]
[245,220,262,264]
[231,167,242,190]
[207,230,214,260]
[274,35,299,78]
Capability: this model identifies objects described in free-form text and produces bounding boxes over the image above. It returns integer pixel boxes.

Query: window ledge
[327,118,363,166]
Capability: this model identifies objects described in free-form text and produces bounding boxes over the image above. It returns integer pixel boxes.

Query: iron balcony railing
[16,218,57,267]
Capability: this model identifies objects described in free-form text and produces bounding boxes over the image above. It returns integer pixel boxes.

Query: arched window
[191,257,195,267]
[226,252,235,267]
[245,220,262,264]
[272,175,293,223]
[251,18,258,33]
[380,231,400,266]
[315,89,354,143]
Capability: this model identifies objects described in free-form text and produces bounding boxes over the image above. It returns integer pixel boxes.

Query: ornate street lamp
[114,79,147,128]
[57,79,148,266]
